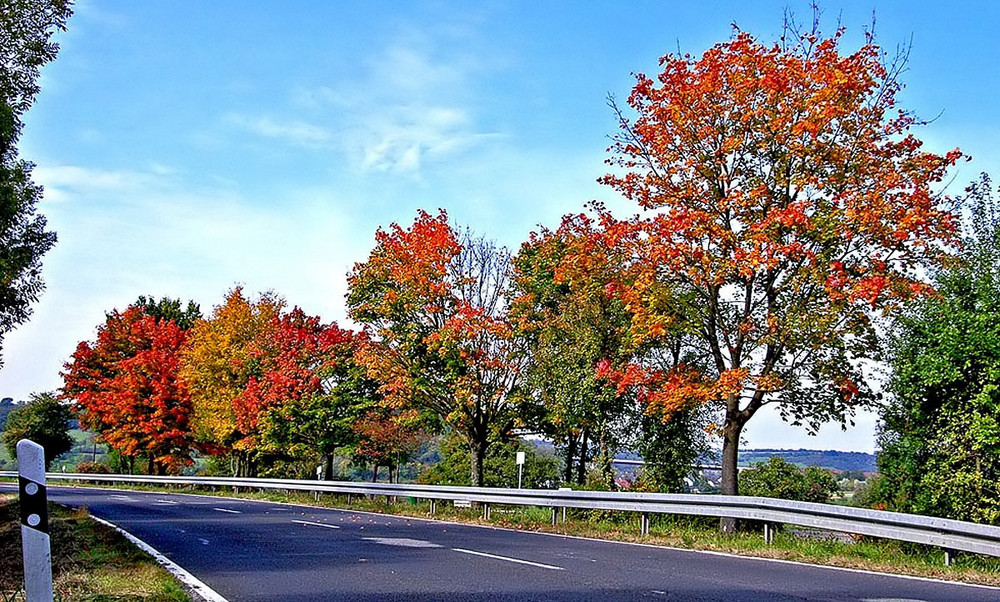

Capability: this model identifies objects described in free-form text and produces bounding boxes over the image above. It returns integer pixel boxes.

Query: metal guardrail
[3,471,998,562]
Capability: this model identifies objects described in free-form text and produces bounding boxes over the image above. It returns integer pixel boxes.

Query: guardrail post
[763,522,774,545]
[429,499,436,515]
[483,503,491,521]
[640,512,650,535]
[551,507,557,525]
[944,548,954,567]
[18,439,53,602]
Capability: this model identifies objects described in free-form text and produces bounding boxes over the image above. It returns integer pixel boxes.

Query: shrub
[739,457,838,503]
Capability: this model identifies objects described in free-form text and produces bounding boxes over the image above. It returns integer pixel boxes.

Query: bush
[739,457,838,503]
[75,461,112,474]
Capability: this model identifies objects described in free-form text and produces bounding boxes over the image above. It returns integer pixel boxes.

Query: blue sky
[3,1,998,453]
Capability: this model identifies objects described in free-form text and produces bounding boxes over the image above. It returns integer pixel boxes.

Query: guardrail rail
[3,471,997,565]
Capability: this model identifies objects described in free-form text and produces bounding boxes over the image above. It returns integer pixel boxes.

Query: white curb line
[89,516,228,602]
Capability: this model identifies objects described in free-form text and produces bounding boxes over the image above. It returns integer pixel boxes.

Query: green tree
[510,214,638,487]
[2,391,72,469]
[739,457,837,504]
[0,0,70,364]
[875,174,1000,524]
[347,211,525,487]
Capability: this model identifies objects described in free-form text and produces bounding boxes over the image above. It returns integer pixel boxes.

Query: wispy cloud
[226,30,501,176]
[223,114,333,149]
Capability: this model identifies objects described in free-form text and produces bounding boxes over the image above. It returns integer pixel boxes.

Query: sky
[2,1,998,454]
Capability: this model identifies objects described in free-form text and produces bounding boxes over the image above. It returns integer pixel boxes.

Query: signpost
[18,439,53,602]
[516,451,525,489]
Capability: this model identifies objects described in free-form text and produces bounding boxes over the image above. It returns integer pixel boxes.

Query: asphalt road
[4,483,999,601]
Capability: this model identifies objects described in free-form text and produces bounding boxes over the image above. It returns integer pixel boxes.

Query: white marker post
[516,451,525,489]
[18,439,53,602]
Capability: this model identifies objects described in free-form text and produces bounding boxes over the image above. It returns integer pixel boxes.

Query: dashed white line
[292,519,341,530]
[213,507,241,514]
[452,548,564,571]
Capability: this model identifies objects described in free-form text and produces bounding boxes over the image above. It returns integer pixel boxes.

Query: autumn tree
[62,300,199,474]
[351,407,422,483]
[179,287,283,476]
[347,210,525,487]
[874,174,1000,523]
[2,391,72,470]
[0,0,70,364]
[595,16,962,524]
[253,311,380,480]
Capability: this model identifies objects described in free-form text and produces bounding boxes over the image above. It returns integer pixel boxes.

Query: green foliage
[419,435,560,488]
[0,397,13,429]
[1,391,72,469]
[633,407,711,492]
[738,457,838,504]
[876,174,1000,524]
[0,0,70,365]
[134,295,202,330]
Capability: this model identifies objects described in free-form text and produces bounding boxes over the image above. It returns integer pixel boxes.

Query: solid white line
[90,516,228,602]
[292,519,341,529]
[213,507,241,514]
[452,548,564,570]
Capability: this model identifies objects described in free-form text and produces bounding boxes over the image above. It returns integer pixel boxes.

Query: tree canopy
[0,0,70,364]
[592,18,962,522]
[875,174,1000,524]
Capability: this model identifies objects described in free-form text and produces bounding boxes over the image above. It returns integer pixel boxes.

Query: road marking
[452,548,563,571]
[292,519,341,530]
[363,537,441,548]
[153,499,179,505]
[89,517,228,602]
[213,507,241,514]
[199,538,211,546]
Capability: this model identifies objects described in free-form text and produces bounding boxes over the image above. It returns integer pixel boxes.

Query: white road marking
[89,516,228,602]
[213,507,241,514]
[363,537,441,548]
[199,538,211,546]
[153,499,179,505]
[452,548,564,570]
[292,519,341,530]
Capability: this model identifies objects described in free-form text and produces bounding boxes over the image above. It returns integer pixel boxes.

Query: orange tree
[595,21,963,515]
[347,210,525,487]
[62,300,200,474]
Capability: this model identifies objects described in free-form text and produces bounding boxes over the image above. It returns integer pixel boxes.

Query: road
[3,483,999,601]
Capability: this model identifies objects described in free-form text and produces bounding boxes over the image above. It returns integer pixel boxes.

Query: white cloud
[223,114,333,148]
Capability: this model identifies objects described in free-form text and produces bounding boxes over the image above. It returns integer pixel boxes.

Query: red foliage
[63,306,195,473]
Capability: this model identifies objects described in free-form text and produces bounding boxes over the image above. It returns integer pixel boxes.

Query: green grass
[0,494,190,602]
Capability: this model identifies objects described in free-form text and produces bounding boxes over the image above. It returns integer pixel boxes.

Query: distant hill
[739,449,876,473]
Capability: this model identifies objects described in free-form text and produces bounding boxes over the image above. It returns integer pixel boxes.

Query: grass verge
[0,493,190,602]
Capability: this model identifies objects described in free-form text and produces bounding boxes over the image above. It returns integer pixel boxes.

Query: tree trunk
[563,435,577,484]
[576,431,589,485]
[323,453,334,481]
[719,414,743,533]
[372,464,379,483]
[470,437,488,488]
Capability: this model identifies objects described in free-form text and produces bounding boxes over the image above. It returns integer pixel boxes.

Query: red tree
[63,306,196,474]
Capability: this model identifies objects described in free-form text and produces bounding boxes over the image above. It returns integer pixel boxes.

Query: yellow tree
[179,287,283,476]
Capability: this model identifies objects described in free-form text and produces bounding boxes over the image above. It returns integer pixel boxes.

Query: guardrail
[3,471,998,564]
